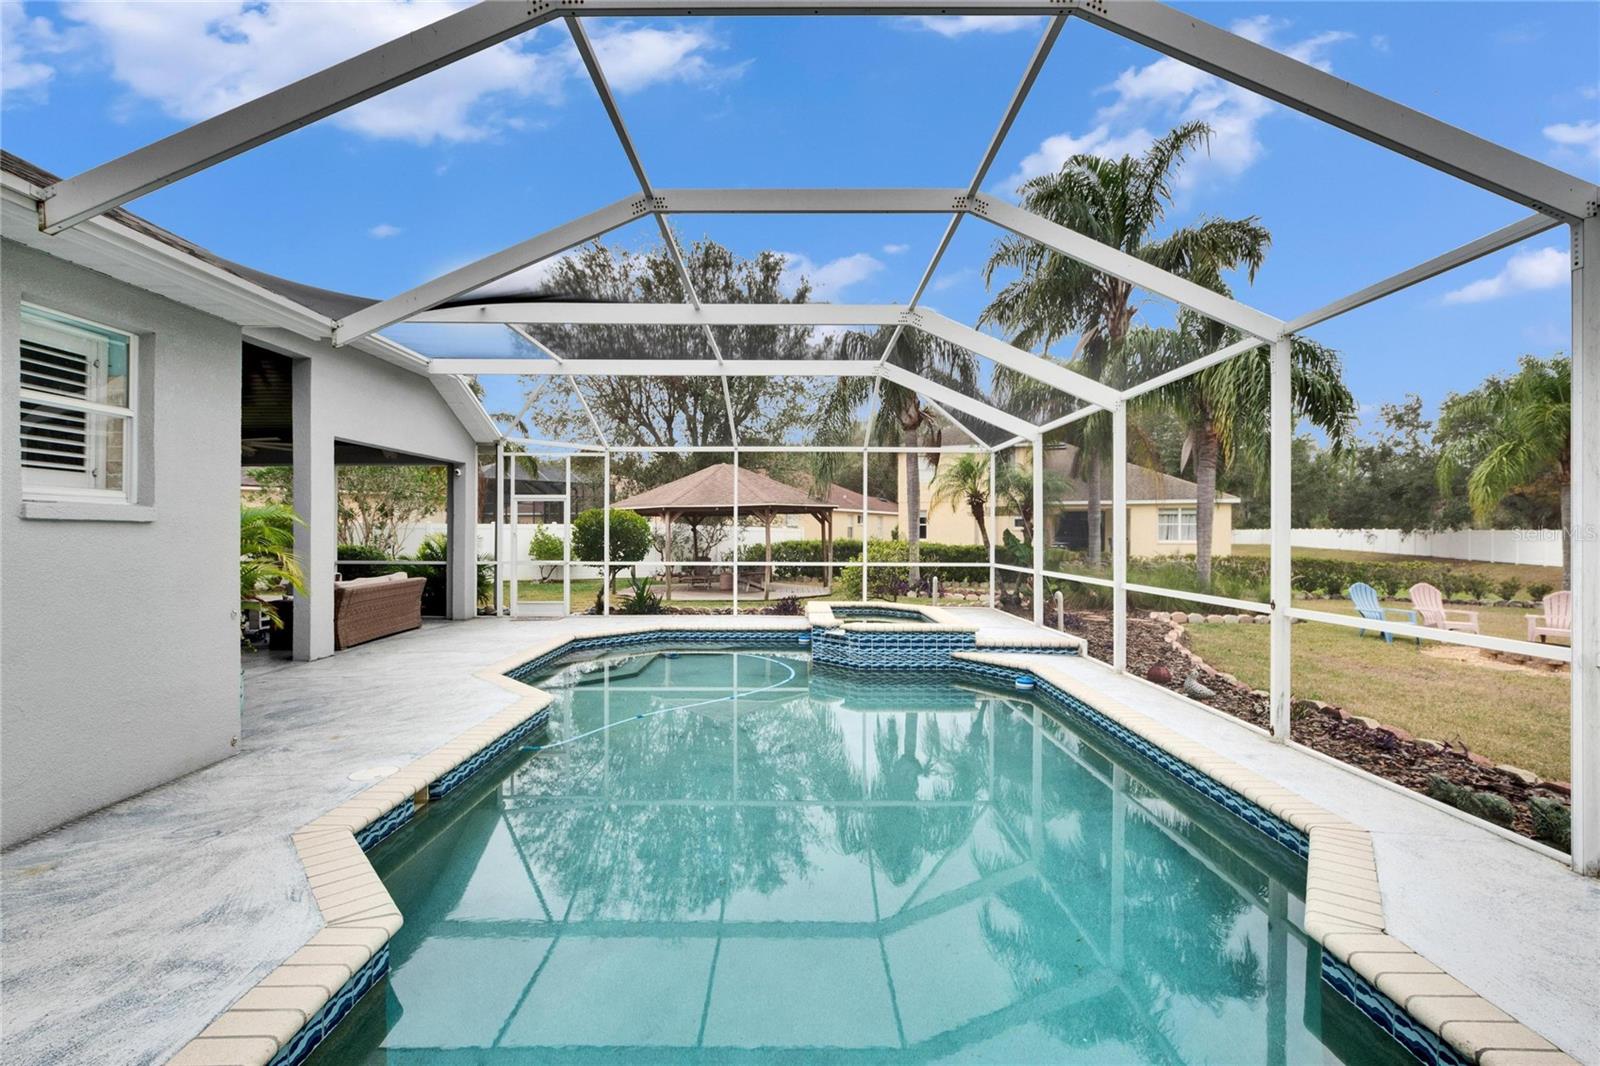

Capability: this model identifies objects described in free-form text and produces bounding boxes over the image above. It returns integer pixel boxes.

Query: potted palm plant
[240,503,306,644]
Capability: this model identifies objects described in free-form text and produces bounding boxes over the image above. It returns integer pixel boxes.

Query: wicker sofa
[333,572,426,650]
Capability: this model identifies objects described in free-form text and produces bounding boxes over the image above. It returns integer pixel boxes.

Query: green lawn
[1184,608,1570,780]
[1233,543,1562,591]
[1292,595,1567,644]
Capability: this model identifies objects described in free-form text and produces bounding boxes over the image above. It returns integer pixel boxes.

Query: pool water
[309,649,1416,1065]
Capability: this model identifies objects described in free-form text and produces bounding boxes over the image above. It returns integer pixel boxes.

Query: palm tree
[981,121,1271,569]
[820,329,979,580]
[929,453,993,549]
[1437,355,1572,588]
[240,502,306,628]
[1123,313,1356,586]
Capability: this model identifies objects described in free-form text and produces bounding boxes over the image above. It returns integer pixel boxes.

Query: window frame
[18,302,139,505]
[1156,506,1198,544]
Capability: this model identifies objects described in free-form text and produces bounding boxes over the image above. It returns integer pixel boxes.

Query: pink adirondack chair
[1526,590,1572,643]
[1408,582,1479,634]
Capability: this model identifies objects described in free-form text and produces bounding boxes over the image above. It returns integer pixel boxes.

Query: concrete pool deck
[2,612,1596,1064]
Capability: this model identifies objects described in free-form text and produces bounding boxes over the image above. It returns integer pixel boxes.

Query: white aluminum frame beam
[37,1,564,233]
[880,362,1038,439]
[1572,215,1599,875]
[661,187,963,213]
[429,358,878,376]
[338,186,1287,347]
[914,309,1120,407]
[1122,336,1263,400]
[411,301,907,327]
[41,0,1598,234]
[1070,0,1599,223]
[564,14,740,445]
[875,14,1067,373]
[1286,212,1563,334]
[334,194,649,344]
[419,301,1118,407]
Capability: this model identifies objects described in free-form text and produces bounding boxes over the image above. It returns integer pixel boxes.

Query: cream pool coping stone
[951,650,1580,1066]
[169,616,806,1066]
[805,600,1086,652]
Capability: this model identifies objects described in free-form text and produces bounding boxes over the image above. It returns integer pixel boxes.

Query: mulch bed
[1059,611,1568,846]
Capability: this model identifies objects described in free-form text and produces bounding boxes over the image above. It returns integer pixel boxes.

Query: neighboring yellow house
[797,484,898,541]
[901,444,1237,557]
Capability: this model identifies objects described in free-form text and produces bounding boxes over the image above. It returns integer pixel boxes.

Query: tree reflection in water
[318,651,1414,1065]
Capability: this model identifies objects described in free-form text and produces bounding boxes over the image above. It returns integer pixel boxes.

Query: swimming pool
[307,648,1418,1064]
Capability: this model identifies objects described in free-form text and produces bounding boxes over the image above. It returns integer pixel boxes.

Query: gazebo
[612,463,836,600]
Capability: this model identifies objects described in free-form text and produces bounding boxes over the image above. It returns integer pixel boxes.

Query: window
[1012,516,1026,528]
[1157,507,1197,543]
[19,305,136,502]
[917,511,927,539]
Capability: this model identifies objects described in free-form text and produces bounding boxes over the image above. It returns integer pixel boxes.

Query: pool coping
[166,621,1573,1066]
[953,651,1577,1066]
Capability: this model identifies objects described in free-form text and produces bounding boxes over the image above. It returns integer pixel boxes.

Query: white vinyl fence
[1233,527,1563,568]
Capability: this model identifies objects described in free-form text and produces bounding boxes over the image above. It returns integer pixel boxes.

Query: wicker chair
[333,573,426,650]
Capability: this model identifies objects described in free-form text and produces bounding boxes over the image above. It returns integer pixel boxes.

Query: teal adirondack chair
[1348,582,1419,645]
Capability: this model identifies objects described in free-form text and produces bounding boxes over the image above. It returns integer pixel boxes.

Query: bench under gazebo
[611,463,836,601]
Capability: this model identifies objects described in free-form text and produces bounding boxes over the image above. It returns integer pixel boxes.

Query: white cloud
[929,267,976,293]
[1543,119,1600,160]
[368,223,403,239]
[777,251,883,300]
[1442,246,1568,305]
[882,243,909,255]
[587,24,740,93]
[910,16,1045,38]
[30,2,731,144]
[1000,17,1353,194]
[1,2,79,104]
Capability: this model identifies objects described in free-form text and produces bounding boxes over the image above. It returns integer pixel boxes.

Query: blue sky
[3,1,1597,432]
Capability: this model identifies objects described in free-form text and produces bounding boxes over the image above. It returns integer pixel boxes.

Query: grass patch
[1184,615,1570,780]
[1292,596,1566,645]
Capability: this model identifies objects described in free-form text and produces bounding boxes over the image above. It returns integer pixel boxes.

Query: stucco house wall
[899,453,1235,557]
[1126,500,1235,557]
[2,240,243,846]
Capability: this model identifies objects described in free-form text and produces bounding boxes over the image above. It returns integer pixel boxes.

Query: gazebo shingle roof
[612,463,831,513]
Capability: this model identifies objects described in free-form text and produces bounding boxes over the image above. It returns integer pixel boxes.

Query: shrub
[1529,796,1572,850]
[528,525,565,581]
[839,539,909,599]
[1459,573,1491,601]
[618,576,663,615]
[1496,578,1523,602]
[337,542,405,574]
[768,595,803,616]
[1528,582,1555,603]
[1426,776,1515,827]
[572,508,651,587]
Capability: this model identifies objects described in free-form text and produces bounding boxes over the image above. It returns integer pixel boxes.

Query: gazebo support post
[763,508,774,599]
[663,508,673,602]
[823,511,834,589]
